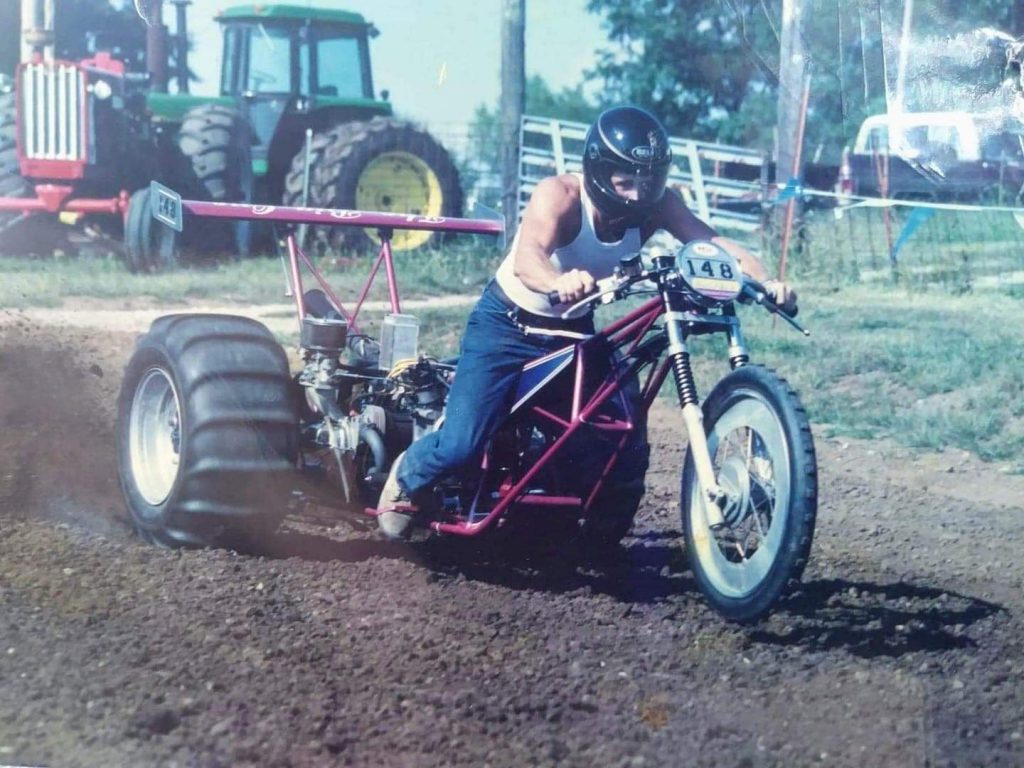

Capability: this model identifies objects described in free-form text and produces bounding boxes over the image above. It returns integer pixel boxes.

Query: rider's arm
[512,177,595,302]
[653,190,796,310]
[653,189,771,281]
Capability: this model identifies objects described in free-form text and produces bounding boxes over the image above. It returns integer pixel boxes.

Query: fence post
[501,0,525,228]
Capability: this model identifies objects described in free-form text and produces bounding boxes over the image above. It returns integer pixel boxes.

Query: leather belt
[487,280,594,333]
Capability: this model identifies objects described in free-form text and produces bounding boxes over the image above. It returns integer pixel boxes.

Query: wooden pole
[775,0,806,194]
[774,0,807,258]
[500,0,525,227]
[777,75,811,286]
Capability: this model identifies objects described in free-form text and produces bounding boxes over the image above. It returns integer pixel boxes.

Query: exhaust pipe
[145,0,168,93]
[171,0,190,94]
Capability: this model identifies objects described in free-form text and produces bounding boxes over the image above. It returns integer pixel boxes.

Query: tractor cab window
[245,24,292,94]
[315,35,365,98]
[298,27,370,99]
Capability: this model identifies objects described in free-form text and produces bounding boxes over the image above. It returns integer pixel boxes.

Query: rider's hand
[763,280,799,316]
[553,269,596,303]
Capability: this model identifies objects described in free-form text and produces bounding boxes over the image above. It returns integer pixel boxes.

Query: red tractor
[0,2,462,269]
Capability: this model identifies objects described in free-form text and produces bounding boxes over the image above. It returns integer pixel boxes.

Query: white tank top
[494,175,643,318]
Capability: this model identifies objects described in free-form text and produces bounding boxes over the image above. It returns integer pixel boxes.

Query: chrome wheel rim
[129,367,182,506]
[688,390,791,598]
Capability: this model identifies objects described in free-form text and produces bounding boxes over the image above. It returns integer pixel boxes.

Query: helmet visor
[609,167,669,207]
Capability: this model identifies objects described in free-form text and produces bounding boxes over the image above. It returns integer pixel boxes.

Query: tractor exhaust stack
[171,0,191,94]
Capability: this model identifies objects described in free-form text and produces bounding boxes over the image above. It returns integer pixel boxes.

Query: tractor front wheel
[123,187,178,273]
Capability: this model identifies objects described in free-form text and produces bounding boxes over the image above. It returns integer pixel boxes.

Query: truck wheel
[283,117,462,252]
[123,188,177,272]
[175,104,253,258]
[117,315,298,549]
[0,85,31,236]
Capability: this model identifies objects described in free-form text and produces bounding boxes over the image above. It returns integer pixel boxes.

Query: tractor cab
[215,5,391,183]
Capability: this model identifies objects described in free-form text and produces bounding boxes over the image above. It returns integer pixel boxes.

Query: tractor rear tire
[123,187,177,273]
[117,315,299,550]
[283,117,462,253]
[174,104,253,258]
[0,84,32,239]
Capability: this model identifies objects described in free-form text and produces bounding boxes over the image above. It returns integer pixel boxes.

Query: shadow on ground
[756,578,1004,658]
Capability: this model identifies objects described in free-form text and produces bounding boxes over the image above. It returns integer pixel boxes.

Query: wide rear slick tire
[681,365,817,623]
[117,315,298,549]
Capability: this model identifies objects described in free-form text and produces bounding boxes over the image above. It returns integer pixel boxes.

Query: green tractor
[141,3,462,264]
[0,3,462,268]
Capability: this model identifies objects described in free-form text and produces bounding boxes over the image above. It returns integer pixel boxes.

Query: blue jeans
[398,283,593,494]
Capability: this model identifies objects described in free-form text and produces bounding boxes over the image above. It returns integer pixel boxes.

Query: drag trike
[117,184,817,621]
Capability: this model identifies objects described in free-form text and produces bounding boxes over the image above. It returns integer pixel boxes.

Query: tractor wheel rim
[355,151,443,250]
[129,367,182,506]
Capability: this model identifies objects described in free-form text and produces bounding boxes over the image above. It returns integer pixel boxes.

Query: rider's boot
[376,452,418,540]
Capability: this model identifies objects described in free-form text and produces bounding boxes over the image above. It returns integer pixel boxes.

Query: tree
[462,76,602,208]
[585,0,780,145]
[585,0,1024,162]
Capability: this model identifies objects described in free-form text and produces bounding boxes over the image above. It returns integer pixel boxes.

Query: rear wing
[148,181,506,243]
[147,181,506,334]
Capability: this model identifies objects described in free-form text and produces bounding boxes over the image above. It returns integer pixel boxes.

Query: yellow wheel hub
[355,151,443,251]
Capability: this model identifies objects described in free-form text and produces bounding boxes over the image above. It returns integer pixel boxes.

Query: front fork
[665,305,750,529]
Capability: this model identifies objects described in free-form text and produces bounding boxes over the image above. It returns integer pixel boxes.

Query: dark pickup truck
[838,111,1024,203]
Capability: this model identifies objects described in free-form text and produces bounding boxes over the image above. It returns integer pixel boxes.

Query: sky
[184,1,609,137]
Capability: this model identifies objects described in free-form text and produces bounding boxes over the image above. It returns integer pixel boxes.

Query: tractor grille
[20,63,86,161]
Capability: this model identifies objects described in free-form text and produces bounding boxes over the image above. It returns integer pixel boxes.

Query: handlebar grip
[545,290,562,304]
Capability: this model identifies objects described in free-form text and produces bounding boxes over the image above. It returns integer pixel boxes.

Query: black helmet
[582,106,672,220]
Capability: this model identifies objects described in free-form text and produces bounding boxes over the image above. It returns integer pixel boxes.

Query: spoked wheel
[682,365,817,622]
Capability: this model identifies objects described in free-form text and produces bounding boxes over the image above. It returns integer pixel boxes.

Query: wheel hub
[356,151,443,250]
[717,454,751,526]
[129,368,182,506]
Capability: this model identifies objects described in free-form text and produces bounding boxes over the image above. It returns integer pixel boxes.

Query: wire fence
[766,202,1024,293]
[427,116,1024,296]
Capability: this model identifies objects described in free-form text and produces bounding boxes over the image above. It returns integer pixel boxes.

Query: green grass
[0,242,503,309]
[784,206,1024,292]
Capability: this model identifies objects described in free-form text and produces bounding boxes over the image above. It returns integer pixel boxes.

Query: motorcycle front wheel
[681,365,817,623]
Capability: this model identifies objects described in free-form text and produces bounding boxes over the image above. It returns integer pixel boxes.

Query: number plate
[150,181,183,232]
[679,241,741,301]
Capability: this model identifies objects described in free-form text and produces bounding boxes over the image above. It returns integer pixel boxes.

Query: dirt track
[1,306,1023,767]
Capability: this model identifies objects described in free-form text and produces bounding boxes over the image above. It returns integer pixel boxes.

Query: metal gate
[518,116,767,237]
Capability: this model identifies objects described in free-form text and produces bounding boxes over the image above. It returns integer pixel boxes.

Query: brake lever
[742,282,810,336]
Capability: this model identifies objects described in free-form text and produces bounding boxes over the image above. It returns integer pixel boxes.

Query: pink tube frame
[176,197,670,539]
[177,197,503,334]
[430,297,669,537]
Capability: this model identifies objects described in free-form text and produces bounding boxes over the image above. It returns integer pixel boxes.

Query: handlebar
[544,268,809,336]
[739,278,809,336]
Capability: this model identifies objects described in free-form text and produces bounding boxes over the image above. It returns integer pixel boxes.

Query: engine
[295,313,452,504]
